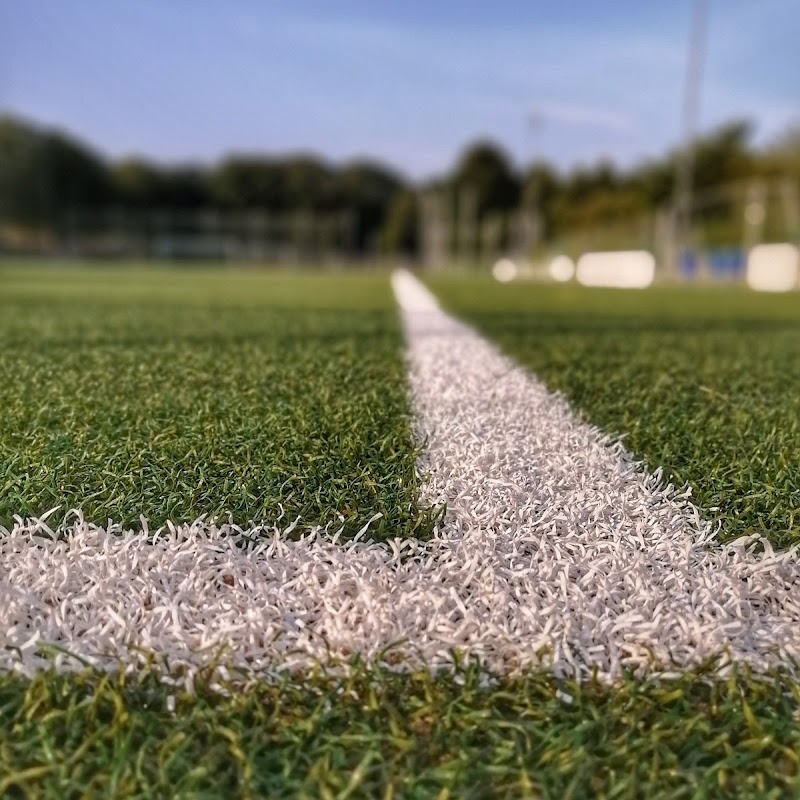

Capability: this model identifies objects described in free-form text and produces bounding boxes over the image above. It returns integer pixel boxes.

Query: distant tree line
[0,113,797,259]
[442,121,798,257]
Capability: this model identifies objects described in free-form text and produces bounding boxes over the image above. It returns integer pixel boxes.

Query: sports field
[2,263,800,798]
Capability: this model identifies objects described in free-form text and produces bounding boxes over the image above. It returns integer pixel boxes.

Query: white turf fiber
[2,270,800,686]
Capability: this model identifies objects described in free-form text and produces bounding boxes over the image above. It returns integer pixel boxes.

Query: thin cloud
[533,103,637,134]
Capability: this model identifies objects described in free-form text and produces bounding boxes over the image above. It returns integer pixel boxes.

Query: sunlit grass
[0,263,431,538]
[1,661,798,799]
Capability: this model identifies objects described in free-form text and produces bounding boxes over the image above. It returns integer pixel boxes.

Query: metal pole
[671,0,709,276]
[524,111,546,259]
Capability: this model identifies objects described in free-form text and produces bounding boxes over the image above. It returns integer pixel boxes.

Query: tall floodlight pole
[671,0,709,276]
[524,110,546,258]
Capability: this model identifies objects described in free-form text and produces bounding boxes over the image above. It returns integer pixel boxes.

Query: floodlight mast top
[527,110,546,132]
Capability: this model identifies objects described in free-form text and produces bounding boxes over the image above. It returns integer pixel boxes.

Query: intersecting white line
[2,270,799,686]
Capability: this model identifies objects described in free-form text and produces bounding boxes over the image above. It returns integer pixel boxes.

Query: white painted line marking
[2,270,799,686]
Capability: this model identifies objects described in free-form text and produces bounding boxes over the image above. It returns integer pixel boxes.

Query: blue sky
[1,0,797,179]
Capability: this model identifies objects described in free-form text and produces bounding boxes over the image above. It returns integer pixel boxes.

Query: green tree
[334,161,404,252]
[381,190,419,256]
[451,141,519,217]
[112,159,163,207]
[0,115,112,227]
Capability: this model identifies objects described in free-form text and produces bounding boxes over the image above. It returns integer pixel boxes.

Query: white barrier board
[576,250,655,289]
[746,243,799,292]
[492,258,518,283]
[548,255,575,282]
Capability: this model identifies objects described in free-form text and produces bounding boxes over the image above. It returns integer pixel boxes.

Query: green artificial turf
[428,276,800,546]
[3,263,800,799]
[1,662,798,799]
[0,263,431,539]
